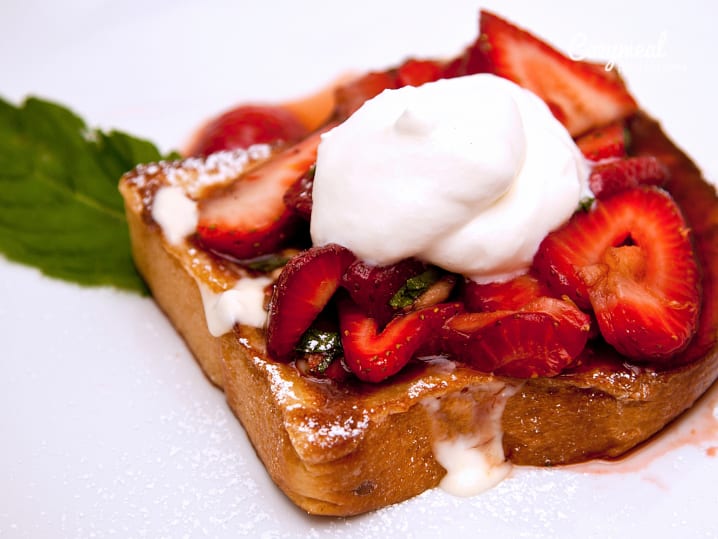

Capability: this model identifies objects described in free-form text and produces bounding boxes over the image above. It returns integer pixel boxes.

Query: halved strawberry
[187,104,309,156]
[589,156,670,199]
[266,244,355,361]
[462,272,550,312]
[340,258,427,326]
[443,297,591,378]
[339,299,461,383]
[575,121,629,161]
[480,10,638,136]
[533,187,700,362]
[197,127,330,259]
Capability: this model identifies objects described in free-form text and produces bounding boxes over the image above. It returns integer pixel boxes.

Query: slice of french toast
[119,112,718,516]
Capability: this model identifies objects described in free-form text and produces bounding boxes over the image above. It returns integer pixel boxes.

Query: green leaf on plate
[0,96,174,294]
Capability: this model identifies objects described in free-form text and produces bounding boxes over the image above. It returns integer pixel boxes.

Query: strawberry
[396,59,444,87]
[283,165,315,220]
[462,272,550,312]
[340,258,427,326]
[333,71,397,121]
[339,299,461,383]
[443,297,591,378]
[533,187,700,362]
[575,121,629,161]
[589,156,670,199]
[187,104,309,156]
[266,244,355,361]
[197,127,329,259]
[480,10,638,136]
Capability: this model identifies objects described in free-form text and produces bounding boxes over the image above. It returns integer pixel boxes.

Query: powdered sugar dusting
[296,409,371,447]
[125,144,273,206]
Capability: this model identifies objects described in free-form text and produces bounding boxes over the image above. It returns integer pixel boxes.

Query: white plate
[2,1,717,537]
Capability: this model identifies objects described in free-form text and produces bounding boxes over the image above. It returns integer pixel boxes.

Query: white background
[2,1,717,537]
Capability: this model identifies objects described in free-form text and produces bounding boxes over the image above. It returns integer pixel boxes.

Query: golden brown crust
[119,113,718,516]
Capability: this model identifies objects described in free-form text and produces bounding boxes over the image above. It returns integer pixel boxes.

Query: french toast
[119,111,718,516]
[118,12,718,516]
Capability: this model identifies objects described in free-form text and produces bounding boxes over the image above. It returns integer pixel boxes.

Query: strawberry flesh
[396,59,444,87]
[480,10,638,136]
[575,121,629,161]
[589,156,670,199]
[266,244,355,361]
[339,300,461,383]
[197,127,329,259]
[534,187,700,362]
[463,272,550,312]
[443,297,591,377]
[340,258,427,326]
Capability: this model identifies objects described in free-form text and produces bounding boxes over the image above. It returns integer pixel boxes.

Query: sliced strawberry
[463,272,550,312]
[533,187,700,362]
[444,297,591,378]
[197,127,330,259]
[575,121,629,162]
[283,165,315,220]
[333,71,397,121]
[339,300,461,383]
[266,244,355,361]
[396,59,444,87]
[442,21,492,78]
[187,104,309,156]
[480,10,638,136]
[340,258,427,326]
[589,156,670,199]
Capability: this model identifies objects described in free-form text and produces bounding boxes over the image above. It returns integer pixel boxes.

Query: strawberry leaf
[0,96,175,294]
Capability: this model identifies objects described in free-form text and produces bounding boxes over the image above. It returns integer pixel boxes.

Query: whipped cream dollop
[310,74,591,282]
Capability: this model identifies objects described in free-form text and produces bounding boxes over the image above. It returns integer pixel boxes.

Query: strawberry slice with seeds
[480,10,638,136]
[463,272,550,312]
[575,121,629,161]
[589,156,670,199]
[339,299,461,383]
[533,187,700,362]
[444,297,591,378]
[266,244,355,361]
[197,127,330,259]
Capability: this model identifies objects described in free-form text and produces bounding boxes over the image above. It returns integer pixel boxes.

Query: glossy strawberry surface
[188,104,308,156]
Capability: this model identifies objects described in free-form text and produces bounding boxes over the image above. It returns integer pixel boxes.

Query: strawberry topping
[589,156,670,199]
[463,272,550,312]
[339,299,461,383]
[266,244,355,361]
[443,297,591,377]
[534,187,700,362]
[340,258,427,327]
[480,10,638,136]
[197,127,329,259]
[575,121,629,161]
[187,104,309,156]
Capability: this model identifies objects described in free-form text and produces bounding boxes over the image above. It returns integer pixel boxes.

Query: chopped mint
[389,267,442,309]
[578,196,595,212]
[296,327,343,371]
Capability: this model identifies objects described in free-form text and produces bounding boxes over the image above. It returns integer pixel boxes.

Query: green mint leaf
[389,267,442,309]
[578,196,595,212]
[0,96,173,294]
[296,328,343,369]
